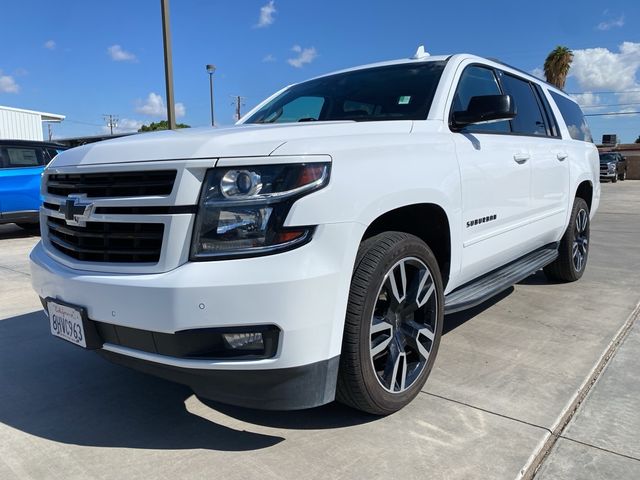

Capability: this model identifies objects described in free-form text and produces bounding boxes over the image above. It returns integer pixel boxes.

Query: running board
[444,245,559,314]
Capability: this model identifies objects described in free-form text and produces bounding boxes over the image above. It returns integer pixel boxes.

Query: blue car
[0,140,67,230]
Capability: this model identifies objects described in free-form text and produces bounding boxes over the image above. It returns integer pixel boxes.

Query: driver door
[449,64,533,283]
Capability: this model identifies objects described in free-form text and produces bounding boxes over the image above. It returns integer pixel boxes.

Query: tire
[544,197,590,282]
[612,175,618,183]
[620,170,626,181]
[336,232,444,415]
[16,223,40,234]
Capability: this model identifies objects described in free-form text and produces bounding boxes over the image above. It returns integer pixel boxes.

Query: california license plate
[47,300,87,348]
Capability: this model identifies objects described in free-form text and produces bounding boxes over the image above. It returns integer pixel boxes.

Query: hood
[50,121,413,167]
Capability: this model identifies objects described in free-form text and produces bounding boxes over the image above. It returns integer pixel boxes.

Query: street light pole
[161,0,176,130]
[206,64,216,126]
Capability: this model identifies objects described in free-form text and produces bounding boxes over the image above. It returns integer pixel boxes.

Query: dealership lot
[1,181,639,480]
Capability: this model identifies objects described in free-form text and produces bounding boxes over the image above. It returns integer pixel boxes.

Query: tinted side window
[533,84,560,137]
[2,147,44,167]
[452,66,510,133]
[262,96,325,123]
[499,74,547,136]
[550,92,593,142]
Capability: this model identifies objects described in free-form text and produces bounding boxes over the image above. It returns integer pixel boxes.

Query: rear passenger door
[0,145,46,214]
[498,71,570,243]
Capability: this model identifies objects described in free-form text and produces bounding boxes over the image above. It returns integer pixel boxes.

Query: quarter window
[550,92,593,142]
[499,73,547,136]
[452,66,510,133]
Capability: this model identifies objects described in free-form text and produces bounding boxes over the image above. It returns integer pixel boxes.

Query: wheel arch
[575,180,593,211]
[361,203,452,288]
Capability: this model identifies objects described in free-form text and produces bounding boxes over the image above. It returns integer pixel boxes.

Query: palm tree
[544,46,574,90]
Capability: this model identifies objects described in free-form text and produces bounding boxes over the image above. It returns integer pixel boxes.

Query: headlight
[191,162,330,259]
[608,162,616,172]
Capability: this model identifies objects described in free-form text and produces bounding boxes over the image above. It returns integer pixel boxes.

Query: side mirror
[452,94,516,129]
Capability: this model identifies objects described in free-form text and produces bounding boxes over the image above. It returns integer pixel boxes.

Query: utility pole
[47,124,53,141]
[161,0,176,129]
[231,95,246,121]
[103,114,119,135]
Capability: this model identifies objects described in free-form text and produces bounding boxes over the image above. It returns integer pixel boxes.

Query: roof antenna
[412,45,430,59]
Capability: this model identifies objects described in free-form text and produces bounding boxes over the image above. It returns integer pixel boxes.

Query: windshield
[245,61,446,124]
[599,153,616,162]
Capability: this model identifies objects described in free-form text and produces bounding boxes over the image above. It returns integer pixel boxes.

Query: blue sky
[0,0,638,142]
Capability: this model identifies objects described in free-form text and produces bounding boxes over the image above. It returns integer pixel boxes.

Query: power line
[568,89,640,95]
[64,118,104,127]
[582,102,640,108]
[584,111,640,117]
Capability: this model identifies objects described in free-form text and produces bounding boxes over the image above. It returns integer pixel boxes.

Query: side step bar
[444,245,559,314]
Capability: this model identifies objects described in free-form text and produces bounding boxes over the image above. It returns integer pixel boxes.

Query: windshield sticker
[398,96,411,105]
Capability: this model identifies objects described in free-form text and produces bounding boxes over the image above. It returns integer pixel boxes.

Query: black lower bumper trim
[98,350,340,411]
[0,210,39,225]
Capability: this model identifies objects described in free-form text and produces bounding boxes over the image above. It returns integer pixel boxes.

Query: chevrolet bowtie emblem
[59,195,93,226]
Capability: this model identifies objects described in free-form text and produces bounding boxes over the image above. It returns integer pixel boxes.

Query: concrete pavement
[1,181,639,479]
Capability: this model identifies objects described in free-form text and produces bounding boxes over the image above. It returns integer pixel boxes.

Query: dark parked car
[599,152,627,182]
[0,140,67,230]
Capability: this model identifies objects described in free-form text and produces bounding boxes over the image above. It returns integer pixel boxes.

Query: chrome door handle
[557,152,568,161]
[513,153,530,164]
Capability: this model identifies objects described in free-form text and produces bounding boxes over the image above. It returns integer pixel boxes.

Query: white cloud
[287,45,317,68]
[571,92,601,107]
[571,42,640,92]
[0,73,19,93]
[175,102,186,117]
[530,67,544,80]
[597,15,624,31]
[44,40,56,50]
[107,44,137,62]
[256,1,276,28]
[262,53,276,62]
[135,92,185,118]
[102,118,144,134]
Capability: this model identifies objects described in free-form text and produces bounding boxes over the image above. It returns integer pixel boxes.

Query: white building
[0,105,65,141]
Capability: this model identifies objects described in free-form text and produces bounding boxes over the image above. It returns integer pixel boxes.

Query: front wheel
[619,170,626,181]
[336,232,444,415]
[544,197,590,282]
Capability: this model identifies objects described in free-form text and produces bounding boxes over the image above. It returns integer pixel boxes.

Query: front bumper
[30,221,364,409]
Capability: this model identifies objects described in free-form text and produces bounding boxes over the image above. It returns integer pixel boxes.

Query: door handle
[513,153,530,164]
[557,152,568,161]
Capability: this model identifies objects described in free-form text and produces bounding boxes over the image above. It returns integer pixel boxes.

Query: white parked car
[30,48,600,414]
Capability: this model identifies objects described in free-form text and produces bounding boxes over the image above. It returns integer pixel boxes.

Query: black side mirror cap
[452,94,516,129]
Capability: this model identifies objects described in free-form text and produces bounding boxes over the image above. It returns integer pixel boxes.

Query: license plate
[47,300,87,348]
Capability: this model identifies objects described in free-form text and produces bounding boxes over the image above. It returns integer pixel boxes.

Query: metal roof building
[0,105,65,141]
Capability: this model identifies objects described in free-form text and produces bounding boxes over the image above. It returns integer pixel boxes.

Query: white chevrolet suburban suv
[30,49,600,414]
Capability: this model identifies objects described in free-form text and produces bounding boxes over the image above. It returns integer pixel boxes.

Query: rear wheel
[337,232,444,415]
[619,170,626,181]
[544,197,590,282]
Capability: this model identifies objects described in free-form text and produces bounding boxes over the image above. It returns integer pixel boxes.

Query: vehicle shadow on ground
[0,311,284,451]
[0,311,376,451]
[517,270,566,286]
[443,287,514,334]
[0,224,39,240]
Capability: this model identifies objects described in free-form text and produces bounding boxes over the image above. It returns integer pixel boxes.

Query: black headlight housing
[190,162,330,260]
